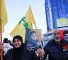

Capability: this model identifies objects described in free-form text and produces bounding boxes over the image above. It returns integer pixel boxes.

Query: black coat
[4,44,39,60]
[44,40,68,60]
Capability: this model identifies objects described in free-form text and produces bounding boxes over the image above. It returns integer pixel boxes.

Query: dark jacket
[44,40,68,60]
[4,44,39,60]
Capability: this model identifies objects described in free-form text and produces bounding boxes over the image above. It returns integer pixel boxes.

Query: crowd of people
[0,29,68,60]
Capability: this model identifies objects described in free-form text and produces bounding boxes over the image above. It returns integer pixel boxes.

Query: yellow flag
[0,0,8,32]
[25,6,36,29]
[10,22,26,43]
[10,6,36,43]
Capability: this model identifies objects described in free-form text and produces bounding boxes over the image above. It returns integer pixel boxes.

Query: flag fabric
[19,17,29,29]
[10,22,26,43]
[10,6,36,43]
[25,6,36,29]
[0,0,8,32]
[24,6,36,43]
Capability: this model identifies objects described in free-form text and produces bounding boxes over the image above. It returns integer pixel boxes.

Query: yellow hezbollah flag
[0,0,8,32]
[10,22,26,43]
[10,6,36,43]
[25,6,36,29]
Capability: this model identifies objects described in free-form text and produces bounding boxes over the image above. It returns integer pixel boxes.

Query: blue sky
[2,0,47,40]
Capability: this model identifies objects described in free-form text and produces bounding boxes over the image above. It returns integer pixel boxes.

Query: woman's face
[13,39,21,48]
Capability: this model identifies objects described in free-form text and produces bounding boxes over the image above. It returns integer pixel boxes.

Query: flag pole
[0,19,2,42]
[34,23,37,29]
[0,19,3,60]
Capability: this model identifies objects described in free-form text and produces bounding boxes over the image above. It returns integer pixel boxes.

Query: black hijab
[12,44,24,60]
[12,35,24,60]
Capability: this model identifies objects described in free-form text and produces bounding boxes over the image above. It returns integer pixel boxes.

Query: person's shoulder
[23,48,39,60]
[44,40,54,49]
[7,48,13,53]
[46,40,54,45]
[5,48,13,57]
[24,45,35,54]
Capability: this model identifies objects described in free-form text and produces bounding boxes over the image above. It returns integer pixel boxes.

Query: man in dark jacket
[43,30,68,60]
[36,30,68,60]
[4,35,39,60]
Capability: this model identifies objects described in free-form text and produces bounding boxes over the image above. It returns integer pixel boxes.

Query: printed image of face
[31,32,37,40]
[13,39,22,48]
[64,33,68,41]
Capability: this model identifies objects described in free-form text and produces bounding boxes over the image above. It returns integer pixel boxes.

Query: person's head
[8,40,11,43]
[53,30,60,42]
[30,31,37,40]
[3,38,8,43]
[64,30,68,41]
[13,35,23,48]
[8,40,12,45]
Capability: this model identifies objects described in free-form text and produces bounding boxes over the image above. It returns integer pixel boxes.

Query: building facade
[45,0,68,31]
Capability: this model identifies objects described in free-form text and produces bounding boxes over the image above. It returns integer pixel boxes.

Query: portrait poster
[25,29,42,51]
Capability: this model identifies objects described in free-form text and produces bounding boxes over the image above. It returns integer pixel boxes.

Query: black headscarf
[12,44,24,60]
[13,35,23,43]
[12,35,24,60]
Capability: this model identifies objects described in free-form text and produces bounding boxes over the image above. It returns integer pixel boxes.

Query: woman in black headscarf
[4,35,39,60]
